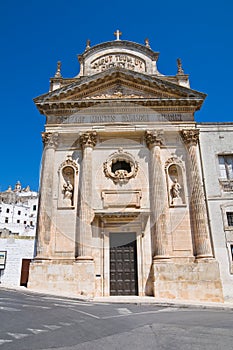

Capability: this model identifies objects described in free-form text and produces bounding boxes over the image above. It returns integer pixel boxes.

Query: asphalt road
[0,288,233,350]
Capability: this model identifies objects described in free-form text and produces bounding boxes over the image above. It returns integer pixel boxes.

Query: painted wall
[0,236,35,286]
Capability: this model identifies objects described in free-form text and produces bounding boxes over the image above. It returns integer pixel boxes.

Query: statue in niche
[63,180,73,206]
[58,158,78,208]
[170,178,182,205]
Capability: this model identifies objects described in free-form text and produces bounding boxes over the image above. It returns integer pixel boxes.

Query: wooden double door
[110,232,138,296]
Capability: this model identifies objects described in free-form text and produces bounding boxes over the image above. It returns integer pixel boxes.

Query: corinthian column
[145,130,169,259]
[180,129,213,258]
[77,131,97,259]
[36,132,59,257]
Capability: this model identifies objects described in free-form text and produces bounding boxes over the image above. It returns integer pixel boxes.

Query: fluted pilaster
[36,132,59,257]
[180,129,213,258]
[77,131,97,258]
[145,130,169,259]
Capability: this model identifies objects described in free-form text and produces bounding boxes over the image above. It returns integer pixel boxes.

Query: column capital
[145,129,165,148]
[42,132,59,149]
[79,131,97,149]
[180,129,199,146]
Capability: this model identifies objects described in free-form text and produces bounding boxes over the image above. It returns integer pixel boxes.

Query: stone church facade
[28,34,226,302]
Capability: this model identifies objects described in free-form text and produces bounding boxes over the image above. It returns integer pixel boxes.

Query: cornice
[36,98,203,116]
[34,68,206,104]
[34,68,206,118]
[79,40,159,61]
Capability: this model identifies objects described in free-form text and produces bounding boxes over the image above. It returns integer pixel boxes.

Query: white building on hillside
[0,182,38,286]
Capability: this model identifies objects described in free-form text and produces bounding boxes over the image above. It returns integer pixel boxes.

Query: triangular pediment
[34,68,206,115]
[72,82,171,100]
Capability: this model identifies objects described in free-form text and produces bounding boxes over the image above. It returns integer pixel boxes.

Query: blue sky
[0,0,232,191]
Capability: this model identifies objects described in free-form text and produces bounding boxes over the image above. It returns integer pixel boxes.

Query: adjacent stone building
[28,33,229,302]
[198,124,233,302]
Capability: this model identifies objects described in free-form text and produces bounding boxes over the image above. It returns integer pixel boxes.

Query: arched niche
[62,166,75,206]
[58,155,79,208]
[165,156,186,207]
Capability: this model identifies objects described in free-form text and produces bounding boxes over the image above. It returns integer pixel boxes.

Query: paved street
[0,288,233,350]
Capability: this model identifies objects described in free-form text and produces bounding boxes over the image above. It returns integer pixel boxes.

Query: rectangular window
[17,219,20,224]
[33,205,36,211]
[231,245,233,260]
[6,208,10,213]
[219,155,233,179]
[227,212,233,226]
[24,221,27,225]
[18,211,21,215]
[5,217,8,223]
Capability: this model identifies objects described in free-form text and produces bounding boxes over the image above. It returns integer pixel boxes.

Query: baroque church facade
[28,33,233,302]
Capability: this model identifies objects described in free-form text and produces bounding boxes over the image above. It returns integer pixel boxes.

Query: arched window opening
[112,160,131,174]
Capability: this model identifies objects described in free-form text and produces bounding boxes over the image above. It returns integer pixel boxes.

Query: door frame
[100,214,144,296]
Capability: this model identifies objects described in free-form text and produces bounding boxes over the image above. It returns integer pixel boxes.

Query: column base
[152,259,223,302]
[76,256,94,261]
[28,258,95,297]
[153,255,170,261]
[195,254,214,260]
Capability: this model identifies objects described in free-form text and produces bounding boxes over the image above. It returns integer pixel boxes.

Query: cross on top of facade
[114,29,122,41]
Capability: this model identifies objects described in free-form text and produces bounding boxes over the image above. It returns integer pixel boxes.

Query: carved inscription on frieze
[90,53,146,73]
[60,112,192,124]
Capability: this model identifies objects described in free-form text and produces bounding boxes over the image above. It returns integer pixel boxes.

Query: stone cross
[114,29,122,40]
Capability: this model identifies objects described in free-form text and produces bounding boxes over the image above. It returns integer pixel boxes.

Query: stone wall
[199,124,233,302]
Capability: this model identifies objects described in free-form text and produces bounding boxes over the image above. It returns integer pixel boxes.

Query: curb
[1,285,233,311]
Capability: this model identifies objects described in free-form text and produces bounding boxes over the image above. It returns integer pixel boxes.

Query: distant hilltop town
[0,181,38,237]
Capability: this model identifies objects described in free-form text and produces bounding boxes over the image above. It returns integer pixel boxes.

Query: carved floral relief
[103,148,138,185]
